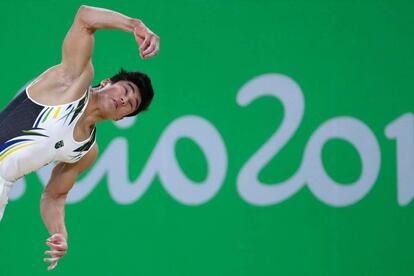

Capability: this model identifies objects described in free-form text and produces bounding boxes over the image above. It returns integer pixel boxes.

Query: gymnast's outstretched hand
[132,19,160,59]
[44,233,68,271]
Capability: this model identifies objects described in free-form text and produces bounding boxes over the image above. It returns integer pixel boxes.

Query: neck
[81,89,109,126]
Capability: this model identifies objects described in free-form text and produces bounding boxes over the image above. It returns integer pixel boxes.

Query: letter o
[156,116,227,205]
[303,117,381,206]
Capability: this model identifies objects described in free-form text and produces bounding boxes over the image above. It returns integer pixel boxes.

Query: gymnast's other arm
[28,5,159,104]
[60,5,159,85]
[40,144,98,270]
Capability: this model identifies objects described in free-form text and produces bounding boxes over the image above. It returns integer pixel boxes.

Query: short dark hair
[109,68,154,117]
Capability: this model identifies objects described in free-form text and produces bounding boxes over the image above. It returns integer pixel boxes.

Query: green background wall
[0,0,413,275]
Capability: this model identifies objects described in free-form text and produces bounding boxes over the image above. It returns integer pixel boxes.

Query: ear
[100,78,111,87]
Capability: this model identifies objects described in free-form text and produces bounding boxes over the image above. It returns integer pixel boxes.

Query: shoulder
[27,62,94,104]
[62,60,95,86]
[63,61,95,101]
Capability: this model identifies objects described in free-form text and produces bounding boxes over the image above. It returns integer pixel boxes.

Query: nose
[120,96,127,105]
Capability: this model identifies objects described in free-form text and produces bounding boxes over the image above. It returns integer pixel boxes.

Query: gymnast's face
[97,80,142,121]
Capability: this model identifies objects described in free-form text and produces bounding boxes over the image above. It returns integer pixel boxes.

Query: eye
[123,86,133,108]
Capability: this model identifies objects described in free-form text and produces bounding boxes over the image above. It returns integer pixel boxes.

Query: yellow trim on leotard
[0,143,36,161]
[53,106,62,119]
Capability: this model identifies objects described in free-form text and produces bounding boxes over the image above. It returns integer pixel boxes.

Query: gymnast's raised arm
[60,5,159,82]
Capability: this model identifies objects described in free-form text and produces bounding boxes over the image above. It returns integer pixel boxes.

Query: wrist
[50,232,68,241]
[126,18,143,33]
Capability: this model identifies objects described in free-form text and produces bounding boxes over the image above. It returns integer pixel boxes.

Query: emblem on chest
[54,140,64,149]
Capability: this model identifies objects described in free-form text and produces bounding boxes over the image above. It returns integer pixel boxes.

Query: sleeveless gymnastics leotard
[0,85,97,183]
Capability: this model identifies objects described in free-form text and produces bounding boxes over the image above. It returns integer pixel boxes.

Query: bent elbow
[77,5,91,16]
[75,5,96,33]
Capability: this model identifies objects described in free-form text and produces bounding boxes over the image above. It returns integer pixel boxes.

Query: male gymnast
[0,5,159,270]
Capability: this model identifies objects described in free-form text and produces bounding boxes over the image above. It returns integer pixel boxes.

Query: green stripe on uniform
[42,107,53,123]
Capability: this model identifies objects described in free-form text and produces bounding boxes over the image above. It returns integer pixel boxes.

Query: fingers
[44,249,65,271]
[44,254,60,271]
[47,233,66,243]
[134,27,159,59]
[47,240,67,251]
[44,238,67,270]
[139,33,151,52]
[44,257,59,263]
[45,250,66,257]
[142,37,155,55]
[142,35,160,58]
[47,260,58,271]
[144,46,159,58]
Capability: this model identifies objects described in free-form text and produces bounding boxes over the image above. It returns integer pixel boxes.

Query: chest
[32,104,96,163]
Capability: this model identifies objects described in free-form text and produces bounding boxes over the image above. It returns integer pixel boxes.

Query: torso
[0,64,96,181]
